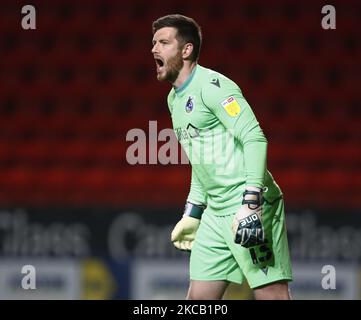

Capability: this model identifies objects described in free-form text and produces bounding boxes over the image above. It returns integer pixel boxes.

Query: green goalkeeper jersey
[167,64,282,216]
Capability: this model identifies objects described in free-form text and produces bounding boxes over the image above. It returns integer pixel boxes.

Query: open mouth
[155,57,164,71]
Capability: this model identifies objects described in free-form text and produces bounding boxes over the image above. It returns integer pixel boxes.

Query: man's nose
[151,43,158,54]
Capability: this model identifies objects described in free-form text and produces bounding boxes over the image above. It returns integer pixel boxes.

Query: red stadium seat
[0,0,359,208]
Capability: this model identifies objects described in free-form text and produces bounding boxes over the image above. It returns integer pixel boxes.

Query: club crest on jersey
[221,96,241,117]
[185,96,194,113]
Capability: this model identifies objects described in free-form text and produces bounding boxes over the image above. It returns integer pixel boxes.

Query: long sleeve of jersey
[201,77,267,188]
[187,169,207,206]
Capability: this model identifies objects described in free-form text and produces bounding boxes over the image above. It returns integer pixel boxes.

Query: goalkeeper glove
[232,186,265,248]
[171,202,205,251]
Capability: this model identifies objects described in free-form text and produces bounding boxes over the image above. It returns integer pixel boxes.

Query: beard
[157,50,184,83]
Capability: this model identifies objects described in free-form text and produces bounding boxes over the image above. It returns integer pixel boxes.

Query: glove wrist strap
[242,190,263,209]
[183,202,205,219]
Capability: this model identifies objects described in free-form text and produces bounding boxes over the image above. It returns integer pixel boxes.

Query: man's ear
[182,43,194,60]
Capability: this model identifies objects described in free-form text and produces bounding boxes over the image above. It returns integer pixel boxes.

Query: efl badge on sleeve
[185,96,194,113]
[221,96,241,117]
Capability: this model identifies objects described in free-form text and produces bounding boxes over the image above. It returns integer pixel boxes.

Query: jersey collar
[174,64,198,95]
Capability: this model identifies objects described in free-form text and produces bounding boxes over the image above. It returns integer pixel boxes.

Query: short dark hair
[152,14,202,62]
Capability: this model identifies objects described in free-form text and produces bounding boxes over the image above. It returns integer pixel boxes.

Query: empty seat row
[0,166,359,207]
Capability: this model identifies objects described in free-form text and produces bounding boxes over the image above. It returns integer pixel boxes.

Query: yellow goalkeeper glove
[171,202,205,251]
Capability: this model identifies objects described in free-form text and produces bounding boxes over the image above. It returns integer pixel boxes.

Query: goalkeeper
[152,14,293,300]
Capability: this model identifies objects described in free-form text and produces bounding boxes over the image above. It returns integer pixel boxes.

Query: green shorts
[190,197,293,289]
